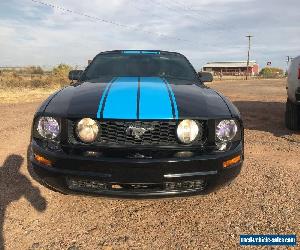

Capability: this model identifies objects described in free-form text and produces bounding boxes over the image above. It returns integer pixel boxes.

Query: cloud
[0,0,299,69]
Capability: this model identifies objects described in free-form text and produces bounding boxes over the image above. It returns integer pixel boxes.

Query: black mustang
[29,50,244,198]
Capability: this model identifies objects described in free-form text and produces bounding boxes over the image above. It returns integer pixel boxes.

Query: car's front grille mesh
[68,120,206,146]
[99,121,178,145]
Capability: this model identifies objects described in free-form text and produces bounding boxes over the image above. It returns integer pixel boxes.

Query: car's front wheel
[285,99,300,130]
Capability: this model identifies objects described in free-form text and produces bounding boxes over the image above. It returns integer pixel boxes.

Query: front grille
[99,121,178,145]
[68,120,206,146]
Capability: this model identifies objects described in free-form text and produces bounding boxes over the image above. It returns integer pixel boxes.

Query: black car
[29,50,244,198]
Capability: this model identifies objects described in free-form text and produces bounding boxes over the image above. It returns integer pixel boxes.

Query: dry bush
[0,70,70,89]
[0,65,73,103]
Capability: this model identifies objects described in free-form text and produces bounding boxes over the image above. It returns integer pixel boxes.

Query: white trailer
[285,55,300,130]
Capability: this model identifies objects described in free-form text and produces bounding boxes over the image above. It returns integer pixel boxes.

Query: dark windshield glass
[81,53,198,82]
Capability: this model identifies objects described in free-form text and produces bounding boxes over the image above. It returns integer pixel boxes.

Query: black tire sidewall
[285,99,300,130]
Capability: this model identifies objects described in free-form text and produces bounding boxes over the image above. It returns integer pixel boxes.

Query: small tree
[53,64,72,76]
[52,64,73,87]
[259,67,284,78]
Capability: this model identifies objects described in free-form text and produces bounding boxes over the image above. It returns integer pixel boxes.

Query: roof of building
[203,61,257,68]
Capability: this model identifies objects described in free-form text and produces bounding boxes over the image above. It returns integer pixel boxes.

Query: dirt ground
[0,79,299,249]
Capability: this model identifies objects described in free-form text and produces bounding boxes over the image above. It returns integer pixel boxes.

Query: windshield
[81,53,198,82]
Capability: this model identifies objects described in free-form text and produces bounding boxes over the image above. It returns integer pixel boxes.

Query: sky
[0,0,299,70]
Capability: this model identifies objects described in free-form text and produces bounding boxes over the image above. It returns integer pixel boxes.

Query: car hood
[43,76,233,119]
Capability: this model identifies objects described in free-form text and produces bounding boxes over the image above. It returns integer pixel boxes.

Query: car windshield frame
[80,52,199,83]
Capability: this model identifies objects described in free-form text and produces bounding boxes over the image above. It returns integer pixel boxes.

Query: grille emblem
[126,126,154,139]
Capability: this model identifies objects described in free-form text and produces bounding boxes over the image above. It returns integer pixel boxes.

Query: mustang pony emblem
[126,126,154,139]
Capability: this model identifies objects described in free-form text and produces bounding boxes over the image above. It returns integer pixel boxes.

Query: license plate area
[66,177,207,193]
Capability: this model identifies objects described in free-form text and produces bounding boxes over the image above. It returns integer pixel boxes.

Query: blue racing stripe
[102,77,139,119]
[96,78,117,119]
[139,77,174,119]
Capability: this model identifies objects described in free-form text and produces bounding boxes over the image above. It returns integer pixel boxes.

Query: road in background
[0,79,299,249]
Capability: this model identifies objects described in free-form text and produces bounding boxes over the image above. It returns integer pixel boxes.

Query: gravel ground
[0,79,299,249]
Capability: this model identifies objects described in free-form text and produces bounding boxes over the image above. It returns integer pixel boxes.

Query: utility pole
[286,56,293,67]
[286,56,294,74]
[286,56,290,72]
[246,35,253,80]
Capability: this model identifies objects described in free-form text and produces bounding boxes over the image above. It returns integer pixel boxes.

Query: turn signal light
[223,155,241,168]
[34,154,52,166]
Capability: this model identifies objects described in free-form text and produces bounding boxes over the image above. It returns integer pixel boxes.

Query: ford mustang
[29,50,244,198]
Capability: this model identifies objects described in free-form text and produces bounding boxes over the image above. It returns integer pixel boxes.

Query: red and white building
[202,61,259,76]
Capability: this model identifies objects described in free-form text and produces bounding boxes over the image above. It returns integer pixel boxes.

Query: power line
[167,0,212,13]
[127,0,161,19]
[30,0,243,53]
[147,0,206,20]
[145,0,238,42]
[31,0,193,43]
[149,0,213,16]
[32,0,127,28]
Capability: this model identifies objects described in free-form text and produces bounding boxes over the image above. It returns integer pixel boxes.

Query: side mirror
[198,71,213,82]
[68,70,83,81]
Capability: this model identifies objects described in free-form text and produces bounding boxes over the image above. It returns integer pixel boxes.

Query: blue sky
[0,0,299,70]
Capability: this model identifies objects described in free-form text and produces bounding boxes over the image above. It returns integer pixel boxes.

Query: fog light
[34,154,52,166]
[223,155,241,168]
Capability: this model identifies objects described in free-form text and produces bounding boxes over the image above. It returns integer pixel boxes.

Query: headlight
[176,119,199,144]
[216,120,238,142]
[76,118,99,143]
[37,116,60,139]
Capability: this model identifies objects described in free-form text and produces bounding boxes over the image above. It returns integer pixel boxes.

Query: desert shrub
[52,64,72,87]
[19,66,44,74]
[259,67,284,78]
[0,64,72,89]
[53,64,72,76]
[29,78,50,88]
[31,66,44,74]
[0,73,23,88]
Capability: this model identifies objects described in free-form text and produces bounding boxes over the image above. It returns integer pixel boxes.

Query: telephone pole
[286,56,293,67]
[286,56,293,74]
[246,35,253,80]
[286,56,290,72]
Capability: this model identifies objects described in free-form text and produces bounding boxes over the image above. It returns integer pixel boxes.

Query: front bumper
[29,140,243,198]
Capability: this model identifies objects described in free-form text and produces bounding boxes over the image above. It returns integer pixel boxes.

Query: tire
[285,99,300,130]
